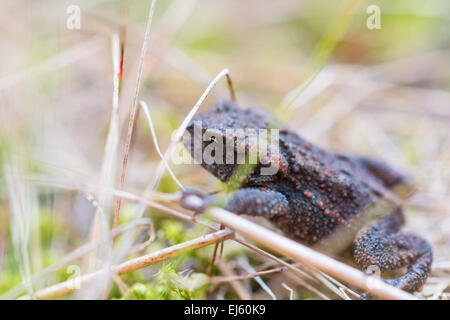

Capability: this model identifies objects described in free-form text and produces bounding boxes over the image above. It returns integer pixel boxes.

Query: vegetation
[0,0,448,300]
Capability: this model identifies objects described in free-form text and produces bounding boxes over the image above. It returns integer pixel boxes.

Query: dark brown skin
[183,100,432,295]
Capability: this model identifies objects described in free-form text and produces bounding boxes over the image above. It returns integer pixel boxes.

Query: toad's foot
[353,209,432,296]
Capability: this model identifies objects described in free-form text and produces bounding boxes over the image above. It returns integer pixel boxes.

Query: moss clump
[124,264,209,300]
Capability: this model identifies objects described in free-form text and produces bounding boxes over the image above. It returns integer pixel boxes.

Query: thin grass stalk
[114,0,158,230]
[87,32,122,273]
[209,207,417,300]
[19,229,233,300]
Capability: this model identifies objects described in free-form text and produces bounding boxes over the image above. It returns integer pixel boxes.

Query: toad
[182,100,432,295]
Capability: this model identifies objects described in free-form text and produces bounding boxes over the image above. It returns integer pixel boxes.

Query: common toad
[183,100,432,294]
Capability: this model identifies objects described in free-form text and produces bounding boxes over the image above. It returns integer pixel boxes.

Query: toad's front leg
[225,188,289,218]
[180,187,289,218]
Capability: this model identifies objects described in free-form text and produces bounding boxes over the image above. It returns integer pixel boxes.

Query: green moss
[161,220,186,244]
[123,264,209,300]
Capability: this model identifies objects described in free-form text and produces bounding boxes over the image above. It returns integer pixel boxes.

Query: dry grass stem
[209,207,417,300]
[114,0,158,230]
[140,100,184,189]
[212,266,286,284]
[20,229,233,300]
[88,32,122,272]
[217,260,250,300]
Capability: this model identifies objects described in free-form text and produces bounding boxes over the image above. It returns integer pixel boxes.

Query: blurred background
[0,0,448,299]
